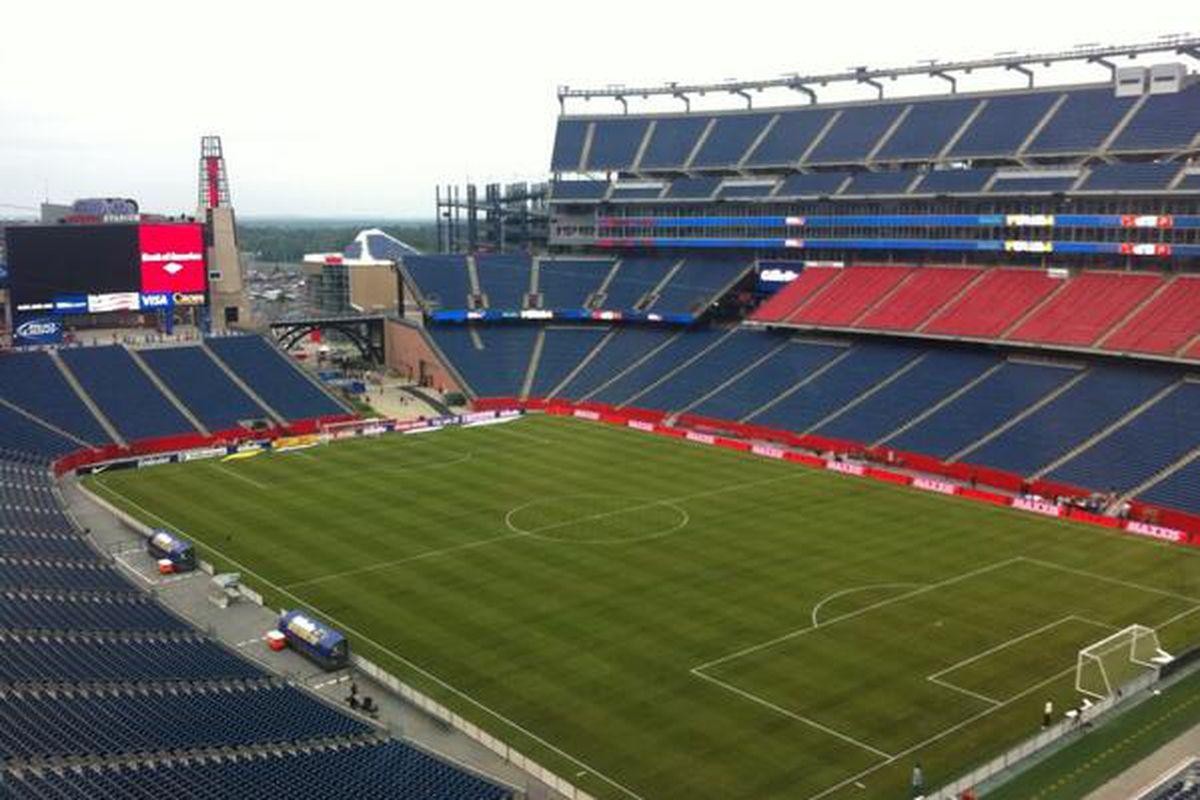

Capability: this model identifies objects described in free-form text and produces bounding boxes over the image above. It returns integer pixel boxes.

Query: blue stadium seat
[807,103,904,163]
[401,255,472,310]
[205,337,346,421]
[139,346,269,431]
[474,254,533,309]
[875,98,978,160]
[633,330,782,412]
[428,326,537,397]
[639,116,711,170]
[551,118,588,171]
[556,327,676,399]
[776,172,851,197]
[609,184,665,200]
[965,366,1178,474]
[744,107,836,167]
[949,92,1059,157]
[1025,88,1136,154]
[0,633,264,684]
[0,352,111,445]
[585,118,650,171]
[6,740,513,800]
[59,346,196,440]
[842,171,918,195]
[537,259,612,309]
[690,340,845,421]
[989,173,1079,193]
[0,684,368,760]
[0,404,81,460]
[648,258,750,315]
[817,350,1000,444]
[692,113,771,167]
[590,329,726,405]
[0,592,189,634]
[600,258,678,309]
[530,327,609,397]
[1049,382,1200,492]
[666,176,722,200]
[1142,456,1200,514]
[717,182,777,199]
[886,361,1077,458]
[913,168,994,194]
[749,342,924,432]
[1078,162,1183,192]
[550,181,610,201]
[1113,84,1200,151]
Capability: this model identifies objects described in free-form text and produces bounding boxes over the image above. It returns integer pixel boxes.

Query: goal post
[1075,624,1171,700]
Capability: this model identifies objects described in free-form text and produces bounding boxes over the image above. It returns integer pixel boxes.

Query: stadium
[4,30,1200,800]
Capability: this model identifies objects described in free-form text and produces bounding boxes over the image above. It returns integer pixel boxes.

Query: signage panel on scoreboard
[139,223,206,295]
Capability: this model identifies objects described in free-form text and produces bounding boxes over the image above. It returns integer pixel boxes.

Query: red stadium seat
[750,266,840,322]
[856,267,982,331]
[1100,276,1200,355]
[923,269,1060,338]
[791,266,914,326]
[1006,272,1164,346]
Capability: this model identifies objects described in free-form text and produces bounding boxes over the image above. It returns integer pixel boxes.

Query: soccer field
[86,414,1200,800]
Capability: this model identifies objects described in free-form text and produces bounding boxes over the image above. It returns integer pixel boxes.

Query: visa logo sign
[140,293,173,310]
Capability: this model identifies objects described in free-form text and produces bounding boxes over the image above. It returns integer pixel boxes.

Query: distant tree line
[236,222,438,262]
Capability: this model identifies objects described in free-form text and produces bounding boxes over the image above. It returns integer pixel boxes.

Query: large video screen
[4,223,207,314]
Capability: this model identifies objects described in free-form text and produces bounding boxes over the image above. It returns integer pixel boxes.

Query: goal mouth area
[1075,624,1173,700]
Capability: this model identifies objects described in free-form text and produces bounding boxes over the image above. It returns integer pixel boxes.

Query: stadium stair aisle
[749,265,840,322]
[204,336,348,420]
[138,346,275,431]
[0,352,113,447]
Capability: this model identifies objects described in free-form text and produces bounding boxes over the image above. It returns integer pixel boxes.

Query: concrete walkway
[1085,722,1200,799]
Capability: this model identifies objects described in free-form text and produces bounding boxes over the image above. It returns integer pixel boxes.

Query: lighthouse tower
[198,136,249,330]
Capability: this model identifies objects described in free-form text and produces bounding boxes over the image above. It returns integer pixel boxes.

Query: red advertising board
[139,223,206,294]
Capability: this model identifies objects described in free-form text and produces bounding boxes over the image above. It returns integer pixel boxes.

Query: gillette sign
[139,223,207,294]
[14,316,64,345]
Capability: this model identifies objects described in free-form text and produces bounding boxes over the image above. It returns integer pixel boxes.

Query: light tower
[197,135,249,330]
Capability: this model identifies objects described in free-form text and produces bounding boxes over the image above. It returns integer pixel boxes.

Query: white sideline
[210,462,270,490]
[691,669,895,759]
[88,479,649,800]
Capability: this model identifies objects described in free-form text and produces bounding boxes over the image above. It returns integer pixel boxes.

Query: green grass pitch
[85,415,1200,800]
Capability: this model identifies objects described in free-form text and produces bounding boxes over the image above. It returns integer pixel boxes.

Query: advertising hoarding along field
[3,223,207,314]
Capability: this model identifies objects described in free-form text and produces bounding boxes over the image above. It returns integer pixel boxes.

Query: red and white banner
[912,477,957,495]
[686,432,716,445]
[627,420,655,432]
[751,444,786,460]
[826,460,865,477]
[573,409,601,421]
[1124,520,1185,543]
[1012,497,1062,517]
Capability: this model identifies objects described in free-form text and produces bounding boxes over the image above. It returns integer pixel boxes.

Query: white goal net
[1076,624,1172,700]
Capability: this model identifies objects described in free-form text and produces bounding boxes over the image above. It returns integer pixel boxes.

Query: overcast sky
[1,1,1195,218]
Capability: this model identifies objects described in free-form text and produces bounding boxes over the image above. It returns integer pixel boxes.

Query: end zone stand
[474,397,1200,548]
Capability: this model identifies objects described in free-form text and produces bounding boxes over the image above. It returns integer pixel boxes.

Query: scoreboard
[5,222,207,316]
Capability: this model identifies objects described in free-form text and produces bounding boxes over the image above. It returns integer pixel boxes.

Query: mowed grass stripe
[88,415,1200,800]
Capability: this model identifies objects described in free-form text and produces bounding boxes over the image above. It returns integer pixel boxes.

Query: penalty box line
[926,615,1116,707]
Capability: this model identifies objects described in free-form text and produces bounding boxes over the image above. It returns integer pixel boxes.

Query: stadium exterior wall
[384,318,468,395]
